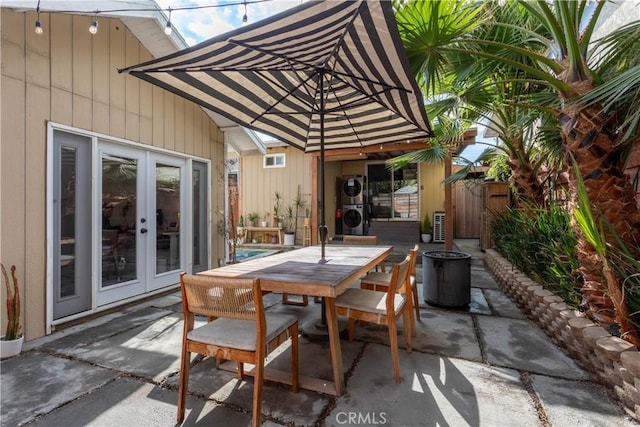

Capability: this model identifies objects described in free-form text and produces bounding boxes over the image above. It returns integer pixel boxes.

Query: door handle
[140,228,148,234]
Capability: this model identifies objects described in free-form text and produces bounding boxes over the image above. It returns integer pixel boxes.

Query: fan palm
[395,0,640,338]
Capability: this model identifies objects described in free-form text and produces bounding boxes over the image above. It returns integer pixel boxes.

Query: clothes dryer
[341,175,365,204]
[342,204,364,235]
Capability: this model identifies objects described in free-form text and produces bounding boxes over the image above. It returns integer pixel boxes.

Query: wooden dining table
[198,244,393,396]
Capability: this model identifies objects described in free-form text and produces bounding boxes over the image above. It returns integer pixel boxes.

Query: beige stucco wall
[1,9,224,340]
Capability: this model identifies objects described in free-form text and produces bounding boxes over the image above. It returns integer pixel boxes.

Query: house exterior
[234,140,452,247]
[0,1,462,342]
[0,4,234,340]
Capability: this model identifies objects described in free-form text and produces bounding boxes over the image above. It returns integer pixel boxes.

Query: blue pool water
[235,249,277,262]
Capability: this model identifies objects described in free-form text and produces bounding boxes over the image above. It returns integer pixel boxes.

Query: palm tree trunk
[507,155,545,207]
[560,98,640,340]
[574,232,616,326]
[561,104,640,259]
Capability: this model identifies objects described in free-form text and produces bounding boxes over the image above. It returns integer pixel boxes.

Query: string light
[164,7,172,35]
[89,12,98,35]
[29,1,271,38]
[34,0,43,35]
[242,0,248,24]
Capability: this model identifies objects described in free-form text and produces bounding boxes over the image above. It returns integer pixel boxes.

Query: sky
[154,0,304,46]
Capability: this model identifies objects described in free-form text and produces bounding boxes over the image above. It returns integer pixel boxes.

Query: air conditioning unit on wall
[433,212,445,243]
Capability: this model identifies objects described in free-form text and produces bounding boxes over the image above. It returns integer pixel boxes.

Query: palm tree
[394,0,640,340]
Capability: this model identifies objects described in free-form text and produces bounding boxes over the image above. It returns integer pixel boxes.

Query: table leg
[324,298,345,395]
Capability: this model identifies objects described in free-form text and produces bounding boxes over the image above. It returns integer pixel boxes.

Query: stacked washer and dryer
[341,175,367,235]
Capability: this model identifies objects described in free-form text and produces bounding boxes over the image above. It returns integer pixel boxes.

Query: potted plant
[283,205,296,245]
[304,208,311,226]
[421,212,432,243]
[261,212,270,228]
[247,212,258,227]
[1,263,22,358]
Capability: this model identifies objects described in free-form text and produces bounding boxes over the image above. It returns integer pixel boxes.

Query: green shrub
[491,203,581,306]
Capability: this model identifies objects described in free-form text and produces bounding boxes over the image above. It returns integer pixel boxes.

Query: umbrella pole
[319,71,328,328]
[303,70,348,340]
[319,71,328,265]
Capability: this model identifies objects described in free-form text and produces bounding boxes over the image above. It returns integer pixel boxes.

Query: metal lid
[423,251,471,259]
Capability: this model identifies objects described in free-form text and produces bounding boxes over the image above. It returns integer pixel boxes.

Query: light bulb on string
[89,12,98,35]
[242,0,248,24]
[35,1,43,35]
[164,7,172,35]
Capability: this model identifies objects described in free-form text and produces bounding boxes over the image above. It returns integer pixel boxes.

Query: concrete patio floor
[1,239,636,426]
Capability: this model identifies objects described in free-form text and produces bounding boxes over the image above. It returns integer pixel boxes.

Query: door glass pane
[156,163,181,274]
[59,147,77,298]
[192,162,208,273]
[192,168,201,267]
[392,163,418,220]
[368,164,392,220]
[102,154,137,286]
[367,163,417,220]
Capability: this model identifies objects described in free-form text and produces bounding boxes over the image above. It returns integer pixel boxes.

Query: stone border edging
[484,249,640,421]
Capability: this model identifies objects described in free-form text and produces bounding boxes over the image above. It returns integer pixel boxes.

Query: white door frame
[46,123,211,333]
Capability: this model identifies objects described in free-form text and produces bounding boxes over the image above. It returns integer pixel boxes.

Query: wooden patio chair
[178,273,299,426]
[359,244,420,336]
[342,234,385,272]
[335,255,412,383]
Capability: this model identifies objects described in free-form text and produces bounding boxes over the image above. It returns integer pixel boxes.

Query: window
[263,153,285,168]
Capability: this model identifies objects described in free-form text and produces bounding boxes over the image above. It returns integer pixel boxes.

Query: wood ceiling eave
[312,128,477,161]
[314,141,433,160]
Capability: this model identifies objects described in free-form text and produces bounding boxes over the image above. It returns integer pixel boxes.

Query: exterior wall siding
[238,150,445,242]
[1,9,224,339]
[240,147,312,244]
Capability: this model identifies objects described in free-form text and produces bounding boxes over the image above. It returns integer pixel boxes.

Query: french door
[97,145,186,305]
[52,129,198,321]
[97,144,148,305]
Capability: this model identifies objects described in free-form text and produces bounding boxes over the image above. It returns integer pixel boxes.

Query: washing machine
[341,175,365,205]
[342,204,364,235]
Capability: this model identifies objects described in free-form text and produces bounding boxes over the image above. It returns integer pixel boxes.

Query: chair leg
[177,349,190,423]
[412,283,421,322]
[387,318,401,383]
[238,362,244,379]
[348,318,356,341]
[403,307,412,352]
[291,323,299,393]
[406,286,416,338]
[252,359,265,427]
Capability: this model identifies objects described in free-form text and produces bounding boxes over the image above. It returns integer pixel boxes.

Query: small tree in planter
[283,205,296,245]
[421,212,432,243]
[273,191,282,227]
[1,263,22,358]
[282,186,308,245]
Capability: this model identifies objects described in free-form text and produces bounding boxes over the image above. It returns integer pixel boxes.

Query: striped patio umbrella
[120,0,433,262]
